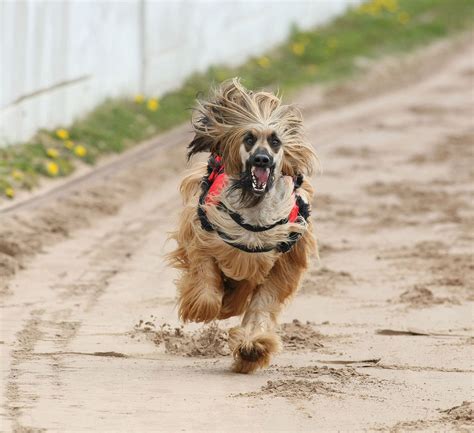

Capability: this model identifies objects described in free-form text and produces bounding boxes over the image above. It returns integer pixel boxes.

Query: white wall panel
[0,0,360,146]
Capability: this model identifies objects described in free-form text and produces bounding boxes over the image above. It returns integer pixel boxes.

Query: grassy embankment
[1,0,473,200]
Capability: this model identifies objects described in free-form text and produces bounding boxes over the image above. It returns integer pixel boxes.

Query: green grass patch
[1,0,473,200]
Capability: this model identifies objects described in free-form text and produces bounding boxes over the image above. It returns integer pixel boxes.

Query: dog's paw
[179,289,222,323]
[229,328,281,374]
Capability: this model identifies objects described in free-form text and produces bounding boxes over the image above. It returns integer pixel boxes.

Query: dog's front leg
[228,240,311,374]
[228,282,283,374]
[177,255,223,323]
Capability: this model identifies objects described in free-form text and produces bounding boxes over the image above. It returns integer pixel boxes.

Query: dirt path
[1,37,473,433]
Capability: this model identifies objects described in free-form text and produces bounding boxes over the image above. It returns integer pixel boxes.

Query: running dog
[168,78,317,373]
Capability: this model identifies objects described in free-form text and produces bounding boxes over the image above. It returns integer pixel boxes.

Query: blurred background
[1,0,472,200]
[1,0,360,144]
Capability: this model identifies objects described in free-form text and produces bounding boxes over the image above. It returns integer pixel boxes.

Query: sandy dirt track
[1,37,473,432]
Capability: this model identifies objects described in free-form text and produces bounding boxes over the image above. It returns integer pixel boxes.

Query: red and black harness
[198,155,310,253]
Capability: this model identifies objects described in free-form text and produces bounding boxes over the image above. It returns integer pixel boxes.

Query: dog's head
[188,78,317,205]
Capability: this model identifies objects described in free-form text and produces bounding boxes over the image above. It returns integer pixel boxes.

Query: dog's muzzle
[249,149,274,194]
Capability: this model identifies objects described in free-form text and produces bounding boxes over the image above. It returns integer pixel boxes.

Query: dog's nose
[253,152,272,167]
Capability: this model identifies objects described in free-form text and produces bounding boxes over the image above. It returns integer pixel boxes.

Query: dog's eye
[244,133,256,149]
[269,134,281,149]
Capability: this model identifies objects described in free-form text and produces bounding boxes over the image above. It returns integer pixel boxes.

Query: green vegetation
[1,0,473,200]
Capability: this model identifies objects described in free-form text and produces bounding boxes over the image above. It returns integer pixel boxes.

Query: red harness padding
[204,156,300,223]
[198,154,310,253]
[205,159,228,205]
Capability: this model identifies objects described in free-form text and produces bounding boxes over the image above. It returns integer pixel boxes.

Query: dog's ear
[187,135,215,160]
[278,104,318,176]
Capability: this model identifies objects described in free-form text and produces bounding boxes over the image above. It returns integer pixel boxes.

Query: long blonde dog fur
[168,78,317,373]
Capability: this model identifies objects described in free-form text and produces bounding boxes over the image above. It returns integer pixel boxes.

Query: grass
[1,0,473,200]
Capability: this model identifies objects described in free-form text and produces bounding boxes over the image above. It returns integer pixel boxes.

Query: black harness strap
[197,156,310,254]
[216,230,276,253]
[217,202,289,232]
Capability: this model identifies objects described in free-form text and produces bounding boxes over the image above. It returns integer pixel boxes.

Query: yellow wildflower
[11,170,24,181]
[358,2,379,16]
[291,43,305,56]
[327,38,339,49]
[46,148,59,159]
[64,140,74,150]
[134,94,145,104]
[46,161,59,176]
[358,0,398,15]
[384,0,398,13]
[74,145,87,157]
[56,129,69,140]
[398,11,410,25]
[257,56,270,68]
[5,187,15,198]
[147,98,159,111]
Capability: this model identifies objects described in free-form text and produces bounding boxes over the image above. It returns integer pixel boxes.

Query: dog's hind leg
[177,256,223,323]
[218,279,256,320]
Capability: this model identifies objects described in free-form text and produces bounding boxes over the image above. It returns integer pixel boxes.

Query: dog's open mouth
[251,166,272,194]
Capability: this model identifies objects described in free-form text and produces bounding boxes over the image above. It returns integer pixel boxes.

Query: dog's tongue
[254,167,269,184]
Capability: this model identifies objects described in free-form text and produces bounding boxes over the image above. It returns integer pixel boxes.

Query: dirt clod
[441,401,474,422]
[279,319,324,351]
[134,320,230,357]
[397,285,459,307]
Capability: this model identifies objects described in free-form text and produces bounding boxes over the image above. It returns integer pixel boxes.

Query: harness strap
[216,230,276,253]
[197,155,309,254]
[217,202,289,232]
[216,228,302,253]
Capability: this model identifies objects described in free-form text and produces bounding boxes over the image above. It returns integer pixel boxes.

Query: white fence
[0,0,360,146]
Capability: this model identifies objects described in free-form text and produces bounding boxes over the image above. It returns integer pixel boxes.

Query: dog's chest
[211,242,278,283]
[204,175,298,247]
[228,176,294,226]
[203,176,297,282]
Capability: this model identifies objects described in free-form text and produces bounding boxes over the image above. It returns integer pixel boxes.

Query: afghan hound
[168,78,317,373]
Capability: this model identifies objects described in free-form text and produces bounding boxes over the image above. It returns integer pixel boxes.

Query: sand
[0,35,473,432]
